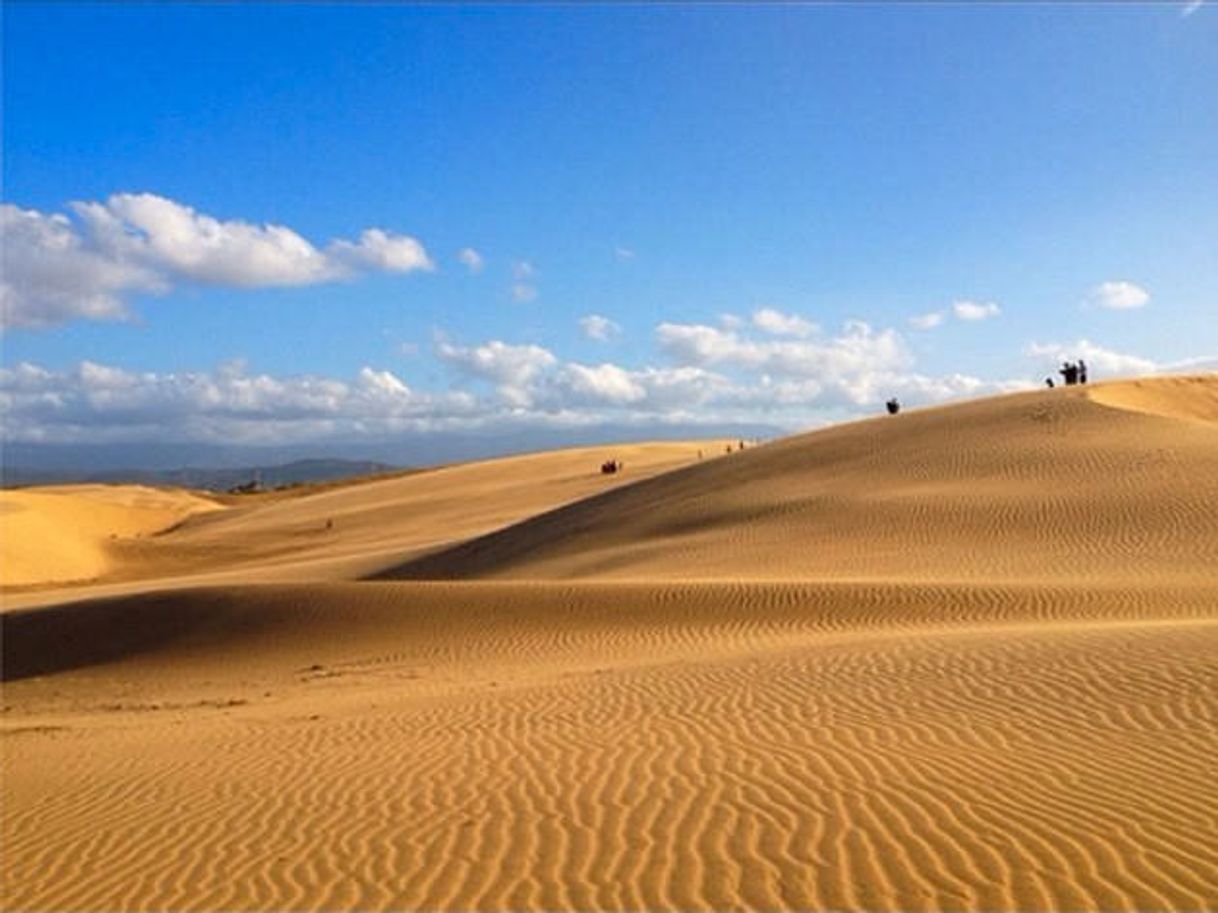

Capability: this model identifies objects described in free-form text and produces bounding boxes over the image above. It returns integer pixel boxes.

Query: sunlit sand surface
[3,378,1215,911]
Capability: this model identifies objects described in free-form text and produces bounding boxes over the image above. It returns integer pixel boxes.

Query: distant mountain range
[1,458,401,491]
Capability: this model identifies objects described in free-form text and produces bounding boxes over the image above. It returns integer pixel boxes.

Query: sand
[0,484,223,587]
[2,379,1216,911]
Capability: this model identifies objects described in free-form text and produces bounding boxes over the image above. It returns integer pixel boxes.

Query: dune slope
[3,376,1216,912]
[2,439,727,601]
[386,378,1218,584]
[0,485,221,587]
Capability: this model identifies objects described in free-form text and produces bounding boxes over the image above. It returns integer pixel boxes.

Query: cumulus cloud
[751,308,816,338]
[436,338,558,406]
[951,299,1001,322]
[656,318,933,407]
[0,360,478,445]
[5,314,1061,446]
[579,314,622,341]
[458,247,484,273]
[0,204,166,329]
[1,194,433,330]
[555,362,646,405]
[329,229,434,274]
[909,311,945,330]
[1087,280,1150,311]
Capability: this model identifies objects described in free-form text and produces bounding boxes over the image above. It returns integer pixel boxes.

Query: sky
[2,2,1216,463]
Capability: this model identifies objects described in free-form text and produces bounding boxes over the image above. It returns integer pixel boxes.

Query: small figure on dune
[886,397,900,415]
[1078,359,1088,384]
[1059,361,1079,386]
[1045,377,1055,388]
[600,459,620,475]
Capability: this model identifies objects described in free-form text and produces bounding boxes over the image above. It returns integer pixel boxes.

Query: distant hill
[2,459,401,491]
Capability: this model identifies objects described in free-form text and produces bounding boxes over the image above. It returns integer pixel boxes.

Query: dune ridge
[3,376,1216,911]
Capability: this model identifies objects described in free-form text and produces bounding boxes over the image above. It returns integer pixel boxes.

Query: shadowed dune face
[3,376,1217,912]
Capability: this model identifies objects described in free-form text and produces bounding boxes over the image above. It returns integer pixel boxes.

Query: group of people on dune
[1048,359,1088,388]
[884,358,1090,417]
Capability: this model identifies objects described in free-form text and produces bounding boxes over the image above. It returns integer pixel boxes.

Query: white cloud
[614,246,635,261]
[656,318,919,407]
[951,299,1001,322]
[4,321,1059,446]
[1182,0,1204,16]
[0,359,479,445]
[1088,280,1150,311]
[1026,339,1158,376]
[0,204,165,329]
[909,311,945,330]
[70,194,340,288]
[579,314,622,341]
[329,228,434,273]
[752,307,816,338]
[458,247,484,273]
[436,338,557,406]
[555,363,646,405]
[1,194,433,329]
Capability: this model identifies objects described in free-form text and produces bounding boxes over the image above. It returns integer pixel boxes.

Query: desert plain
[2,375,1216,911]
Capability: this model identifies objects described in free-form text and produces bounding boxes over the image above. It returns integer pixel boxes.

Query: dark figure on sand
[1046,377,1055,388]
[886,398,901,415]
[1058,360,1090,386]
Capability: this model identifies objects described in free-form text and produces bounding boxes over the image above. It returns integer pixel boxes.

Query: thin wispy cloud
[909,301,999,329]
[1181,0,1204,17]
[457,247,484,273]
[952,300,1001,322]
[510,260,538,302]
[909,311,945,330]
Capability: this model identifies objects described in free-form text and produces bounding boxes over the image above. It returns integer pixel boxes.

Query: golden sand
[2,379,1215,911]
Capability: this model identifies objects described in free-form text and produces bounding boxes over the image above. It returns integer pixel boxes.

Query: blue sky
[2,3,1216,455]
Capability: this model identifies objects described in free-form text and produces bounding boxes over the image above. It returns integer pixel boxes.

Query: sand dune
[0,485,222,587]
[2,439,728,602]
[385,377,1218,584]
[3,376,1216,911]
